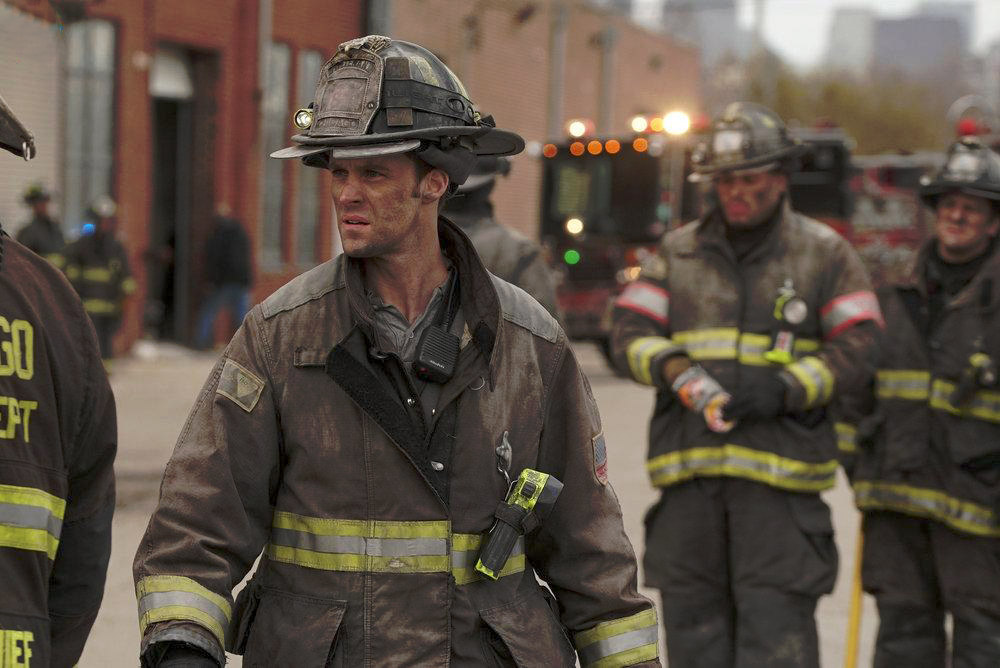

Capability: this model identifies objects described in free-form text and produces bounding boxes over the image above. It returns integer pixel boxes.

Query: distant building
[660,0,749,71]
[824,7,875,76]
[917,1,974,54]
[871,15,965,97]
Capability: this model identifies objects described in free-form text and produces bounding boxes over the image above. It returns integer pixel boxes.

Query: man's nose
[336,178,363,204]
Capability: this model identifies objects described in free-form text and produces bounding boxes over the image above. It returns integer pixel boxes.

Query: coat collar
[342,216,503,386]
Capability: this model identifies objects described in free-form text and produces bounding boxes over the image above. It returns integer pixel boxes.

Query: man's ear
[421,168,450,203]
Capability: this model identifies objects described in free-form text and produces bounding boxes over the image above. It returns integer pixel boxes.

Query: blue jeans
[196,283,250,348]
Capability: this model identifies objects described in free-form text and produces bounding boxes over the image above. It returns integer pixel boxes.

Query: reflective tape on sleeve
[834,422,857,453]
[821,290,883,339]
[737,333,820,366]
[785,356,834,407]
[625,337,683,386]
[930,379,1000,423]
[0,483,65,560]
[451,533,525,584]
[136,575,232,649]
[82,298,120,315]
[854,481,1000,537]
[614,282,668,326]
[575,608,659,668]
[647,444,839,492]
[81,267,114,282]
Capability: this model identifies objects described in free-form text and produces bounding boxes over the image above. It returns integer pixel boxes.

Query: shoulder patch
[217,358,265,413]
[592,431,608,485]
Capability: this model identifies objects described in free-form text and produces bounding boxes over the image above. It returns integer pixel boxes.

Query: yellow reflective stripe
[674,328,738,360]
[854,481,1000,537]
[272,511,450,539]
[267,544,450,573]
[81,267,113,282]
[0,483,65,559]
[930,379,1000,423]
[122,277,137,294]
[647,445,838,492]
[82,299,119,314]
[136,575,232,649]
[673,330,821,366]
[65,266,80,279]
[43,253,65,268]
[0,484,66,519]
[451,533,525,584]
[876,369,930,400]
[575,608,659,668]
[835,422,857,453]
[0,526,59,559]
[625,337,679,386]
[785,356,834,407]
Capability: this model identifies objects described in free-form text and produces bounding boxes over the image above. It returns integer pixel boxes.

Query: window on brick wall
[261,41,291,268]
[63,19,116,234]
[295,49,323,267]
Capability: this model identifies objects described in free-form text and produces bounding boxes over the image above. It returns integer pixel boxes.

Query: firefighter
[64,196,136,362]
[16,183,65,269]
[848,136,1000,667]
[443,155,562,319]
[133,36,658,667]
[609,101,882,667]
[0,93,117,666]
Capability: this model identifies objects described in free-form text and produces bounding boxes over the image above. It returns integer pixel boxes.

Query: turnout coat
[134,220,658,667]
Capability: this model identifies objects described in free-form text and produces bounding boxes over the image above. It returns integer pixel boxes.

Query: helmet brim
[270,139,422,161]
[271,125,525,162]
[692,143,809,178]
[920,181,1000,208]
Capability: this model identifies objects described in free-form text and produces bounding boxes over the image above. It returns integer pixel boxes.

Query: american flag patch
[593,432,608,485]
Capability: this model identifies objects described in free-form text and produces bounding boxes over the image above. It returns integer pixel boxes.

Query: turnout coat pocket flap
[480,592,576,667]
[235,587,347,667]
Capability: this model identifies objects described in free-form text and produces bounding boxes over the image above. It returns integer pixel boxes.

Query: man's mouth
[342,215,369,226]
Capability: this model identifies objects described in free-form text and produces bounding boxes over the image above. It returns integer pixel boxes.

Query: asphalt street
[78,340,877,667]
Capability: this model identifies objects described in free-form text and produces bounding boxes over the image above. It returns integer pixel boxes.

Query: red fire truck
[539,126,936,359]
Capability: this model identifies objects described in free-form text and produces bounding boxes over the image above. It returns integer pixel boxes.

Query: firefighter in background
[0,93,117,666]
[443,156,562,319]
[610,102,882,667]
[133,36,658,667]
[848,137,1000,667]
[64,195,137,362]
[16,182,65,268]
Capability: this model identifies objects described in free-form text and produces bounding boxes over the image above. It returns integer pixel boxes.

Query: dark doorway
[148,47,218,345]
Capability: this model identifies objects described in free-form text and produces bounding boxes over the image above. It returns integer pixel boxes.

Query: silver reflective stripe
[854,481,1000,537]
[876,370,930,399]
[0,501,62,537]
[578,626,659,666]
[451,536,524,570]
[270,527,448,557]
[137,590,230,636]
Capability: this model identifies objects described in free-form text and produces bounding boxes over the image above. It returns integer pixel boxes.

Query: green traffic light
[564,249,581,265]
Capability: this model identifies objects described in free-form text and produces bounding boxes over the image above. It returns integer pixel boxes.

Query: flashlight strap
[493,501,540,535]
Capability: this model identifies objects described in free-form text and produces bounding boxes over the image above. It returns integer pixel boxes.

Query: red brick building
[1,0,698,352]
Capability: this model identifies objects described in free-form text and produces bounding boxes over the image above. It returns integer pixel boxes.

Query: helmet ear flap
[416,142,477,186]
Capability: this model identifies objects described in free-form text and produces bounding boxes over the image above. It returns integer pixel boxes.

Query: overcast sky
[636,0,1000,70]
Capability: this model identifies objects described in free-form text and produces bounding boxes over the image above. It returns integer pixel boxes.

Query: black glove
[147,642,219,668]
[722,373,787,422]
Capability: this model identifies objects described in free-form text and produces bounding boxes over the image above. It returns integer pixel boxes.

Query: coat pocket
[480,589,576,667]
[236,587,348,667]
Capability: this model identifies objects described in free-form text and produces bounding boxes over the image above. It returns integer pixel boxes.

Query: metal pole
[844,525,865,668]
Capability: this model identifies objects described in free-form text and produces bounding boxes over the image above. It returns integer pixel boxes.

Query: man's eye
[365,170,382,178]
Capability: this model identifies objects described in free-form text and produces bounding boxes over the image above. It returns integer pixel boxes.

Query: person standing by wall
[64,195,136,364]
[16,183,65,269]
[195,214,252,350]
